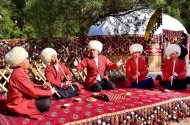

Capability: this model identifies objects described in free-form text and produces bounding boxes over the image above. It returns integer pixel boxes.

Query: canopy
[88,9,187,36]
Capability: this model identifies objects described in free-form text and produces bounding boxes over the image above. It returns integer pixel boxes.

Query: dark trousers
[90,79,115,92]
[131,78,155,88]
[162,79,187,90]
[53,85,78,99]
[35,97,51,113]
[156,75,187,90]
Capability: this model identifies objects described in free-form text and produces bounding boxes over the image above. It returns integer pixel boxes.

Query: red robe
[162,59,186,81]
[76,55,117,88]
[7,67,52,119]
[125,57,148,83]
[45,62,83,90]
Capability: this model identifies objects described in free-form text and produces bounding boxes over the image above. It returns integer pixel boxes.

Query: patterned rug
[1,83,190,125]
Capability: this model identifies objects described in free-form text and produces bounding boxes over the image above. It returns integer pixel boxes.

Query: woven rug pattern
[0,88,190,125]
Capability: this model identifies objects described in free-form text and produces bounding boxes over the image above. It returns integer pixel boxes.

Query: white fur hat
[165,44,181,57]
[87,40,103,53]
[129,44,143,54]
[40,48,57,65]
[5,46,28,68]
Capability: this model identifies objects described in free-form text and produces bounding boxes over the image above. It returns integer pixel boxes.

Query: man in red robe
[126,44,157,88]
[5,47,56,119]
[40,48,83,99]
[74,40,123,92]
[156,44,188,90]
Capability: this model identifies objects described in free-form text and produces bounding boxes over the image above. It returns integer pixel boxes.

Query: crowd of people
[3,38,190,119]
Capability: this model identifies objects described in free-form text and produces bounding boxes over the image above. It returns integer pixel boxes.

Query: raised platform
[0,83,190,125]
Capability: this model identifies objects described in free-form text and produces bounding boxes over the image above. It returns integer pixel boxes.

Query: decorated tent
[88,9,187,36]
[88,8,189,72]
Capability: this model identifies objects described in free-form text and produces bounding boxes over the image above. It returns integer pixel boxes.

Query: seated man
[40,48,83,99]
[5,47,56,119]
[74,40,123,92]
[125,43,158,88]
[156,44,188,90]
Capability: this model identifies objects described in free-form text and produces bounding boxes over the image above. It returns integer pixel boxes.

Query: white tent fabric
[88,9,187,36]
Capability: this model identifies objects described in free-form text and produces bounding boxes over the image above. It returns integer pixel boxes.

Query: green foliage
[0,0,190,39]
[0,8,19,39]
[0,0,27,39]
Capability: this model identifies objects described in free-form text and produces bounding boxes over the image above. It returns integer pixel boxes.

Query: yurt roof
[88,9,187,36]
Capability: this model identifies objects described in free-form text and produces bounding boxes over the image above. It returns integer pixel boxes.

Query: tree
[0,0,190,39]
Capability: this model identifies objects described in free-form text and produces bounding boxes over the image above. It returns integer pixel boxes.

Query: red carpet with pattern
[1,83,190,125]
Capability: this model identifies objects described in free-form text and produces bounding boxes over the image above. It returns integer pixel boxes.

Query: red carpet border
[0,88,190,125]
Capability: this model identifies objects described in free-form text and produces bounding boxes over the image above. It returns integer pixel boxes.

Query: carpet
[0,85,190,125]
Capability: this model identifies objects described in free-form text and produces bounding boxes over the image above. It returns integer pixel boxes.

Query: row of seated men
[4,40,189,119]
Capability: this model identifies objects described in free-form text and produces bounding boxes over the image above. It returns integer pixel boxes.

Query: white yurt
[88,9,187,36]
